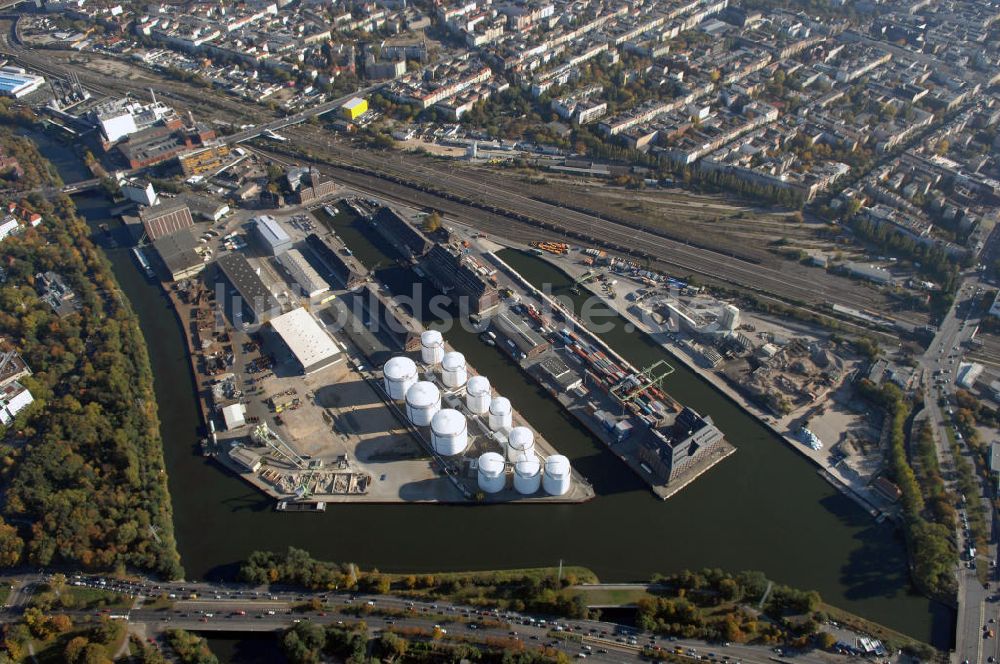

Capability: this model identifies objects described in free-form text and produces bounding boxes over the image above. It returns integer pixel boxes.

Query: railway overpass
[223,85,386,145]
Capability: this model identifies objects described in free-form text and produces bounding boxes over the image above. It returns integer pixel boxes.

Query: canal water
[26,129,952,646]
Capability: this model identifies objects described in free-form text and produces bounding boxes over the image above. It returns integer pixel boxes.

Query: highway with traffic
[0,572,878,664]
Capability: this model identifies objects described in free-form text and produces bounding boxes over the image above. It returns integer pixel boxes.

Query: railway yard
[254,135,925,334]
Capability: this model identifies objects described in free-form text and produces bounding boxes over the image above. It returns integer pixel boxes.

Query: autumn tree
[423,211,442,233]
[0,519,22,567]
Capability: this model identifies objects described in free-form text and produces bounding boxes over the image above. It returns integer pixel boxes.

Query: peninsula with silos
[173,200,728,507]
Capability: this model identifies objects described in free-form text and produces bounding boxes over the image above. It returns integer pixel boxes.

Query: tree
[0,519,22,567]
[817,632,838,649]
[64,636,90,664]
[49,614,73,633]
[81,643,112,664]
[423,211,442,233]
[376,632,408,660]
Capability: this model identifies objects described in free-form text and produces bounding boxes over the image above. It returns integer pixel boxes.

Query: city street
[919,278,996,664]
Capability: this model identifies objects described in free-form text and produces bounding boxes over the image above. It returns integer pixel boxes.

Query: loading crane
[610,359,676,417]
[251,423,307,469]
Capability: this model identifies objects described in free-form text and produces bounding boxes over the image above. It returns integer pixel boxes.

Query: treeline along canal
[28,129,952,646]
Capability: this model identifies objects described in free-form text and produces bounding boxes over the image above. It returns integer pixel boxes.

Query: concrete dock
[164,208,593,506]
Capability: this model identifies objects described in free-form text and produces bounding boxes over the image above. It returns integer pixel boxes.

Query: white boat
[132,247,154,278]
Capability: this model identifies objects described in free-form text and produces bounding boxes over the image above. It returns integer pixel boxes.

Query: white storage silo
[488,396,512,431]
[430,408,468,456]
[465,375,492,414]
[405,381,441,427]
[506,426,535,462]
[383,356,417,400]
[420,329,444,365]
[513,457,542,495]
[441,351,468,388]
[477,452,506,494]
[543,455,572,496]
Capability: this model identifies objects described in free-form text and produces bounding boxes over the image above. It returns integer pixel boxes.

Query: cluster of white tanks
[382,345,572,497]
[476,446,571,496]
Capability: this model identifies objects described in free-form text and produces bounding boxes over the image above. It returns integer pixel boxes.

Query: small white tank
[543,454,571,496]
[488,396,512,431]
[405,381,441,427]
[477,452,506,494]
[506,426,535,463]
[513,456,542,495]
[465,375,492,414]
[383,356,417,400]
[420,329,444,365]
[441,351,468,388]
[430,408,468,456]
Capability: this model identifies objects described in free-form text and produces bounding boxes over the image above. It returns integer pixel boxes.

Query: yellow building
[341,97,368,121]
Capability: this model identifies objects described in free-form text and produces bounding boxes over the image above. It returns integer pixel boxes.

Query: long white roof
[269,307,340,370]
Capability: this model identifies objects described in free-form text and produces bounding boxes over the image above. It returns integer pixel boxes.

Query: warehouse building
[370,207,430,259]
[216,253,281,324]
[305,233,368,289]
[177,143,232,176]
[422,244,499,314]
[152,228,206,281]
[268,307,343,374]
[139,202,194,241]
[252,215,292,256]
[120,178,158,206]
[222,403,247,430]
[537,355,581,391]
[278,248,330,298]
[180,194,230,222]
[286,168,339,205]
[491,310,549,359]
[638,407,724,483]
[342,97,368,121]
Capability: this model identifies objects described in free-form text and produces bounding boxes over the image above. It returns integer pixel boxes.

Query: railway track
[253,141,919,334]
[271,135,910,321]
